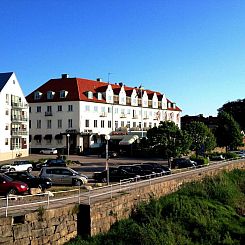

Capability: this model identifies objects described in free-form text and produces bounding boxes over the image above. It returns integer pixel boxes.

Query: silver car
[39,167,88,186]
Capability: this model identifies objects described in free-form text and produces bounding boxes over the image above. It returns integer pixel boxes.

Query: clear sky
[1,0,244,116]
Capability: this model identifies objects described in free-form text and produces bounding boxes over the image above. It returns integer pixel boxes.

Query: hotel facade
[26,74,181,154]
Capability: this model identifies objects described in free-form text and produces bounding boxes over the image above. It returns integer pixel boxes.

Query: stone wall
[80,161,244,236]
[0,204,78,245]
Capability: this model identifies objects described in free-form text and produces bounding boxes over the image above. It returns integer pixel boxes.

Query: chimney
[96,78,102,82]
[62,74,69,79]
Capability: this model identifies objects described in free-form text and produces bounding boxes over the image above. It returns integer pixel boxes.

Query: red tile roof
[26,76,181,111]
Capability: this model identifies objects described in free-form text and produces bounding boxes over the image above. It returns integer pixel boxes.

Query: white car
[0,161,33,172]
[40,148,58,155]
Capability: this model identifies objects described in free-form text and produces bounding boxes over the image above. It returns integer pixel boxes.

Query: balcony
[100,112,107,117]
[45,111,53,116]
[11,102,28,109]
[11,116,28,122]
[11,130,28,137]
[120,114,126,118]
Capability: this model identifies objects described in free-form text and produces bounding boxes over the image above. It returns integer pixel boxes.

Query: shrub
[190,155,209,166]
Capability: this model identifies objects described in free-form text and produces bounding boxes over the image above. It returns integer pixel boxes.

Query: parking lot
[0,154,168,179]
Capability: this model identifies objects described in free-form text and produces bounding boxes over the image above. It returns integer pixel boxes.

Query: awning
[119,135,139,145]
[34,135,42,140]
[55,134,63,140]
[44,134,52,140]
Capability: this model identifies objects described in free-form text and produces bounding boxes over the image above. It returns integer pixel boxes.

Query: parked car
[39,167,88,186]
[40,148,58,155]
[135,164,166,176]
[210,155,225,161]
[0,161,33,173]
[5,171,52,191]
[172,158,196,169]
[100,151,119,158]
[33,159,66,170]
[142,162,171,175]
[118,165,153,179]
[0,173,28,196]
[93,167,140,183]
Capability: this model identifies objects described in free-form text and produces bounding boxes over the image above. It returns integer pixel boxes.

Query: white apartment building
[26,74,181,154]
[0,72,29,161]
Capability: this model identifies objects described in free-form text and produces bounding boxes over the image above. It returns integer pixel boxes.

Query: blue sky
[1,0,244,116]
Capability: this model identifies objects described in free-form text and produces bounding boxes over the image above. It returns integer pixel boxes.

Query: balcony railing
[100,112,107,117]
[11,116,28,122]
[11,102,28,109]
[45,111,53,116]
[11,130,28,136]
[120,114,126,118]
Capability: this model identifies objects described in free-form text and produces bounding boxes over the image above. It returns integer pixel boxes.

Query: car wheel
[7,188,17,195]
[27,167,32,172]
[9,168,15,172]
[73,179,83,186]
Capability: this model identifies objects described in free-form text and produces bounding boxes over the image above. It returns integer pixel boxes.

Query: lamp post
[67,134,70,160]
[105,134,110,185]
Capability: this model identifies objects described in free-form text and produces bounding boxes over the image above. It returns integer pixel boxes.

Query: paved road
[0,158,243,217]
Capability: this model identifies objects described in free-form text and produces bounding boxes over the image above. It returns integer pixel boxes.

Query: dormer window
[60,90,68,98]
[34,91,42,100]
[87,91,93,99]
[97,93,102,100]
[47,91,55,100]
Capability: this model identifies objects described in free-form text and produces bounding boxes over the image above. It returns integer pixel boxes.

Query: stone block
[49,232,60,242]
[13,237,30,245]
[45,226,55,236]
[31,228,45,238]
[60,227,68,237]
[0,236,14,244]
[0,217,12,226]
[0,225,13,237]
[25,212,38,222]
[13,224,31,239]
[32,220,47,230]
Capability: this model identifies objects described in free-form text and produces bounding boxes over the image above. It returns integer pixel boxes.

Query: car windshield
[1,174,13,182]
[69,168,79,175]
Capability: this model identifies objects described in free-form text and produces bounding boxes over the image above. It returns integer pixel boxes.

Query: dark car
[135,164,166,176]
[5,171,52,191]
[93,167,140,183]
[172,158,196,169]
[100,151,119,158]
[142,162,171,175]
[0,173,28,196]
[118,165,153,179]
[33,159,67,170]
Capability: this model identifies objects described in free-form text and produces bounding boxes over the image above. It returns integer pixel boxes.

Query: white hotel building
[26,74,181,154]
[0,72,29,161]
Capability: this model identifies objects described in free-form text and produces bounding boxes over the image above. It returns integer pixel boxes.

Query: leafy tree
[185,121,216,156]
[218,98,245,131]
[215,111,243,152]
[146,121,191,165]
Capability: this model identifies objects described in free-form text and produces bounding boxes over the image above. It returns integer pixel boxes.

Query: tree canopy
[146,121,191,161]
[215,111,243,151]
[184,121,216,156]
[218,98,245,131]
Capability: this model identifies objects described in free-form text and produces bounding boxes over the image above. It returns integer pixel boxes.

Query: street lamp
[67,134,70,160]
[105,134,110,185]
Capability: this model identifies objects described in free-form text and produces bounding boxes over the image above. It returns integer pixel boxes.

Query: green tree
[215,111,243,152]
[185,121,216,156]
[146,121,191,166]
[218,98,245,131]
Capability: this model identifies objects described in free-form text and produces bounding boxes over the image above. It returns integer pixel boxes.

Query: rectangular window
[127,109,131,114]
[115,121,118,129]
[58,119,62,128]
[133,122,136,127]
[68,119,73,128]
[94,120,97,128]
[85,105,90,111]
[37,120,41,129]
[144,122,147,128]
[149,122,152,128]
[29,107,31,113]
[154,123,157,127]
[68,105,73,112]
[94,106,98,112]
[47,120,52,129]
[58,105,62,111]
[6,94,9,104]
[121,121,125,127]
[108,107,112,113]
[115,108,119,114]
[5,138,8,145]
[85,119,89,127]
[47,106,52,112]
[5,109,9,116]
[101,120,105,128]
[108,120,112,128]
[5,124,9,130]
[127,121,130,128]
[101,106,105,113]
[29,120,31,129]
[36,106,41,113]
[139,122,142,128]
